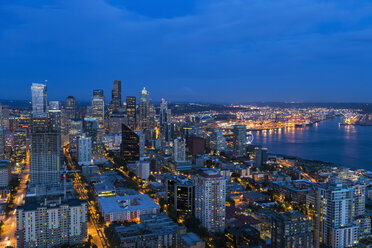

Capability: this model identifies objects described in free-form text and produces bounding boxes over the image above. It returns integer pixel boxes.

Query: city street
[0,163,30,248]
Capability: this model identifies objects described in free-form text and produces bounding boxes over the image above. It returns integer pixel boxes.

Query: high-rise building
[139,87,150,129]
[64,96,77,120]
[13,129,27,163]
[16,196,87,248]
[108,112,127,134]
[77,134,92,165]
[233,125,246,158]
[30,121,61,186]
[166,175,195,218]
[173,137,186,162]
[135,129,145,158]
[126,96,137,130]
[135,160,150,180]
[0,127,4,160]
[0,160,11,188]
[120,124,139,164]
[110,80,122,111]
[254,147,268,167]
[314,182,359,248]
[31,83,47,117]
[271,211,314,248]
[91,90,105,129]
[193,169,226,233]
[161,122,175,143]
[210,130,226,153]
[48,101,62,133]
[68,119,83,149]
[83,117,98,142]
[159,98,171,125]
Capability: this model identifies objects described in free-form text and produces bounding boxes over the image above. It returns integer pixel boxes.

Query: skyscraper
[193,169,226,233]
[111,80,122,111]
[173,137,186,162]
[64,96,77,120]
[314,181,359,248]
[233,125,247,158]
[159,98,171,125]
[13,129,27,163]
[48,101,62,133]
[166,175,195,218]
[68,119,83,150]
[120,124,139,164]
[271,211,314,248]
[139,87,150,129]
[254,147,268,167]
[31,83,47,117]
[83,117,98,142]
[0,127,4,160]
[77,133,92,165]
[210,130,226,153]
[30,118,61,186]
[91,89,105,128]
[126,96,137,130]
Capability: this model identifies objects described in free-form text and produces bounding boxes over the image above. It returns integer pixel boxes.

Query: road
[65,151,109,248]
[0,163,30,248]
[278,159,317,182]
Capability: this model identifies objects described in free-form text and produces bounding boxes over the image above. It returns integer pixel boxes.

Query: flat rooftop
[99,194,159,213]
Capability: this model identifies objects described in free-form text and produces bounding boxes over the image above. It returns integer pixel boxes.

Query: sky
[1,0,372,103]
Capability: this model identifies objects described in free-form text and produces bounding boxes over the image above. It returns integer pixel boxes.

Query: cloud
[1,0,372,102]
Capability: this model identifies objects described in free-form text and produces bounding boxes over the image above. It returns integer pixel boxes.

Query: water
[252,118,372,171]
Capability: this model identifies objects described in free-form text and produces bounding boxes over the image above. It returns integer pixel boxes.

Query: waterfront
[253,118,372,171]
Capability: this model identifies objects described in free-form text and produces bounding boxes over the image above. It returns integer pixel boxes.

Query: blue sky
[1,0,372,103]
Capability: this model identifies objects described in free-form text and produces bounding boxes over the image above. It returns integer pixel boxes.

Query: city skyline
[2,0,372,102]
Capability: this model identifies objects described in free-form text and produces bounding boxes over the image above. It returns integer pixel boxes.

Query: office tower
[159,98,171,125]
[92,141,105,159]
[32,114,48,133]
[31,83,47,117]
[162,122,175,143]
[193,169,226,233]
[187,136,206,156]
[0,104,10,130]
[48,101,62,133]
[135,129,145,158]
[271,211,314,248]
[68,119,82,150]
[13,129,27,163]
[166,175,195,218]
[83,117,98,142]
[254,147,268,167]
[111,80,122,111]
[139,87,150,129]
[120,124,139,164]
[233,125,247,158]
[77,134,92,165]
[210,130,226,153]
[0,128,4,160]
[64,96,77,119]
[126,96,137,130]
[19,113,32,129]
[0,160,11,188]
[91,89,105,128]
[108,112,127,134]
[314,182,359,248]
[173,137,186,162]
[16,196,87,248]
[30,119,61,186]
[135,160,150,180]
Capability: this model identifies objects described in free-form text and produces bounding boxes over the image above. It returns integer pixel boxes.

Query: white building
[77,134,92,165]
[16,196,87,248]
[173,137,186,162]
[193,169,226,233]
[315,182,360,248]
[98,194,160,222]
[136,160,149,180]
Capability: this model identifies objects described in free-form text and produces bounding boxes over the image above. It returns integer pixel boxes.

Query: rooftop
[99,194,159,213]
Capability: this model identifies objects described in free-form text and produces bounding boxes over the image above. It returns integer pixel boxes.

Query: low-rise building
[98,194,160,222]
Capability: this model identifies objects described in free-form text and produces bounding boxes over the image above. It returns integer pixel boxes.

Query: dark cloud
[0,0,372,102]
